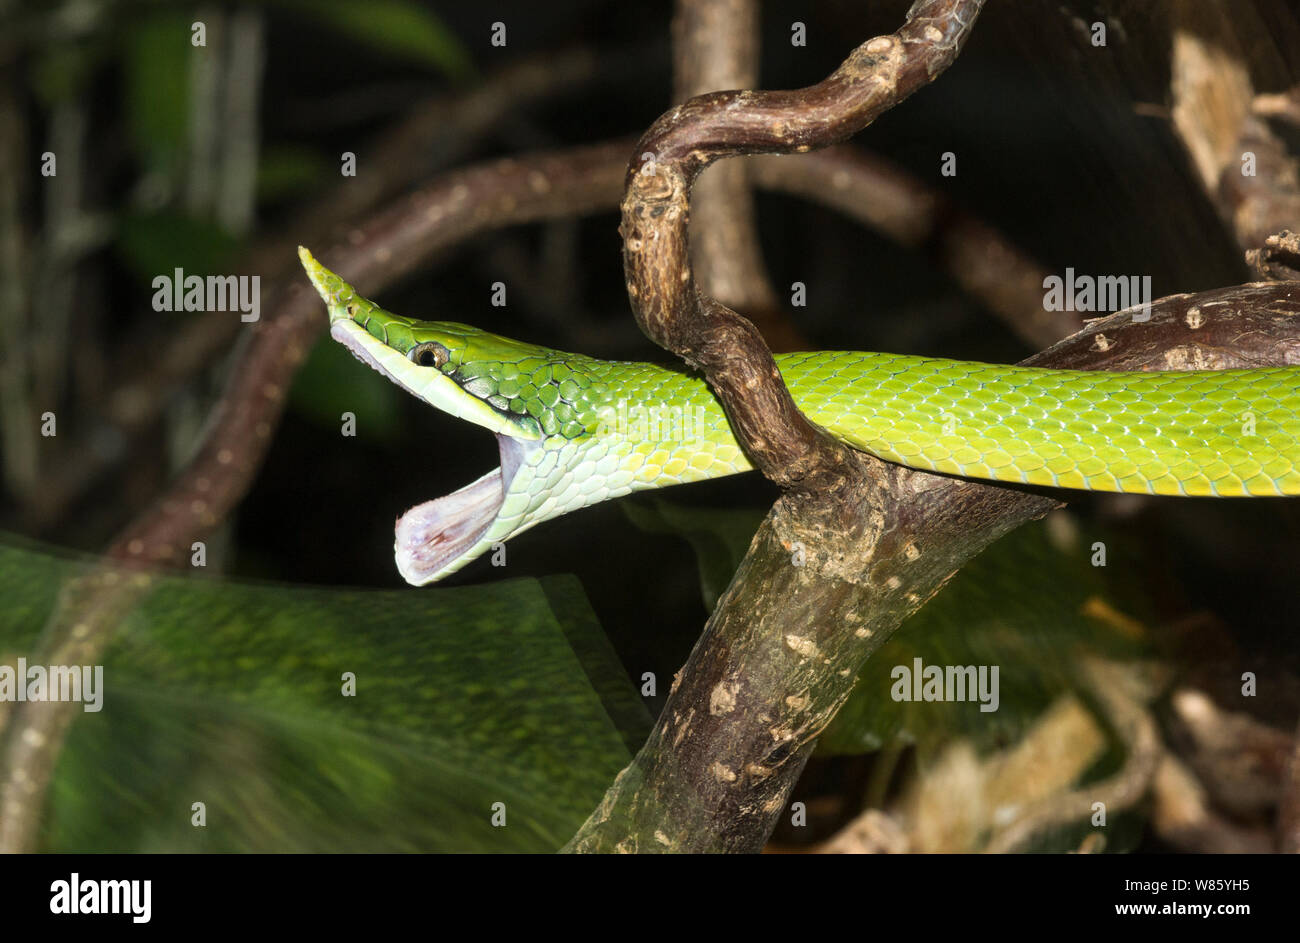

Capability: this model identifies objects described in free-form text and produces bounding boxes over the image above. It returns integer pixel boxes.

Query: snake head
[299,247,616,585]
[298,246,547,442]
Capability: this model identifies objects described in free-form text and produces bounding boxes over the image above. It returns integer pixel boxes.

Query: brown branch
[1247,229,1300,282]
[569,0,998,853]
[1170,0,1300,263]
[565,282,1300,854]
[284,48,604,252]
[0,141,629,853]
[622,0,987,498]
[673,0,796,349]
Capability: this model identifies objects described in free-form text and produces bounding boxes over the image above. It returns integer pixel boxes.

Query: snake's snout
[297,246,355,321]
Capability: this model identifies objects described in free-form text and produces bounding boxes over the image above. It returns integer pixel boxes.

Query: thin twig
[215,7,264,235]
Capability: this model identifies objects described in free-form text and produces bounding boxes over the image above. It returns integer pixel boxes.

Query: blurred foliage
[30,39,106,107]
[122,11,191,167]
[628,502,1155,760]
[282,0,475,79]
[287,331,406,442]
[621,499,766,613]
[821,519,1154,757]
[0,537,648,851]
[115,211,239,284]
[17,0,471,295]
[255,144,333,202]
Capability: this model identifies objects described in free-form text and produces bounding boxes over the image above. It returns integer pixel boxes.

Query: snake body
[299,249,1300,584]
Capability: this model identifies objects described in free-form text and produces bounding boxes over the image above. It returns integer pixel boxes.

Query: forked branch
[621,0,986,493]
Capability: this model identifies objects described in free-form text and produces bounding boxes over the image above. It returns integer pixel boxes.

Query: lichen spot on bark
[785,634,819,658]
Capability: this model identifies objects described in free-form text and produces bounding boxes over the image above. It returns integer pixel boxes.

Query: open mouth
[394,433,535,584]
[324,317,541,584]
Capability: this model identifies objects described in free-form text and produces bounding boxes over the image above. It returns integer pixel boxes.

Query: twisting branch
[570,0,997,854]
[673,0,796,349]
[621,0,986,495]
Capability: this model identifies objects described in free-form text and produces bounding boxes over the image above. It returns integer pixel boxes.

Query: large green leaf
[0,537,647,852]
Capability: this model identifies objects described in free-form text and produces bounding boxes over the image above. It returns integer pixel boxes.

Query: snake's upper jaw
[394,433,538,585]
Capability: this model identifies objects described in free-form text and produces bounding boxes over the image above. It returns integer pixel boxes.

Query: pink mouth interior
[327,319,536,582]
[395,434,532,582]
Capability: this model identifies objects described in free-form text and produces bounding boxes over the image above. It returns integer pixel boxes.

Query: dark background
[4,0,1300,843]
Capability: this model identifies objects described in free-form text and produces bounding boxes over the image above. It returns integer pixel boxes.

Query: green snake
[299,248,1300,585]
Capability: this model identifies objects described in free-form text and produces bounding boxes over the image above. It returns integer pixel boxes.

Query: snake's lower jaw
[394,434,537,585]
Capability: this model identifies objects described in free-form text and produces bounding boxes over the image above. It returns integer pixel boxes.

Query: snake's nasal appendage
[299,249,1300,584]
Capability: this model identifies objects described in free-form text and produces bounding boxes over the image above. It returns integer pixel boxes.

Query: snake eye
[409,342,449,368]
